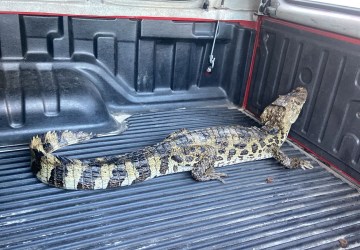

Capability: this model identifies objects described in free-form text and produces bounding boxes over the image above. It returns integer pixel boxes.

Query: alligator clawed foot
[299,160,314,170]
[206,170,228,184]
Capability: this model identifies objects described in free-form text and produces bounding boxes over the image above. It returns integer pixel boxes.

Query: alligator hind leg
[190,146,228,183]
[271,147,313,170]
[192,161,228,183]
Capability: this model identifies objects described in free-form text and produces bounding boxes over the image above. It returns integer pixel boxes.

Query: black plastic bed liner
[1,107,360,249]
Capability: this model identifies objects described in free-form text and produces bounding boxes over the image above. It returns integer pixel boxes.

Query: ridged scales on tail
[30,87,313,190]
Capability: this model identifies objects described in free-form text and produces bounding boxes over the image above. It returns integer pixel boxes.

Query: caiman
[30,87,313,190]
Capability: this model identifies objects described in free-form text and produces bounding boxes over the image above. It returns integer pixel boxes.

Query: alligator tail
[29,130,157,190]
[29,131,96,189]
[30,130,94,155]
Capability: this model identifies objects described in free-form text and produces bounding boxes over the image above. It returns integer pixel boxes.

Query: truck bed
[1,107,360,249]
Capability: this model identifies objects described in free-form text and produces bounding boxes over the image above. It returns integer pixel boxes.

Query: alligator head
[260,86,308,135]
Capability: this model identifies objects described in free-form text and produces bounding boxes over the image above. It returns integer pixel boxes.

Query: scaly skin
[30,87,313,190]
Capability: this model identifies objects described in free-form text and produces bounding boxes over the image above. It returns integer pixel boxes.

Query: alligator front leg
[190,146,228,183]
[271,147,313,170]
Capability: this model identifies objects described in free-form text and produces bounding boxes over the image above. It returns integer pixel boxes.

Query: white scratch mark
[0,218,27,226]
[0,209,36,218]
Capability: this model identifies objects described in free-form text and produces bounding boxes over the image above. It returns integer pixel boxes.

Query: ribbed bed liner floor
[1,107,360,249]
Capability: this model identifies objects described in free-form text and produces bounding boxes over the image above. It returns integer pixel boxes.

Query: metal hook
[206,21,220,73]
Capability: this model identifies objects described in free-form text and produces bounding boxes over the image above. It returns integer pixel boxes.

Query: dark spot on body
[199,146,206,153]
[156,144,168,155]
[268,138,273,143]
[275,138,280,144]
[218,149,226,154]
[107,166,125,188]
[234,143,247,149]
[240,149,249,155]
[251,144,258,153]
[160,157,169,174]
[80,164,101,190]
[175,135,190,145]
[173,165,178,172]
[259,139,266,147]
[222,141,229,147]
[238,131,248,138]
[185,156,194,162]
[216,156,224,161]
[130,153,151,182]
[135,160,152,181]
[237,130,245,138]
[42,142,53,152]
[132,179,143,185]
[183,148,191,155]
[171,155,183,163]
[268,128,278,135]
[199,131,211,141]
[48,165,65,188]
[229,149,236,155]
